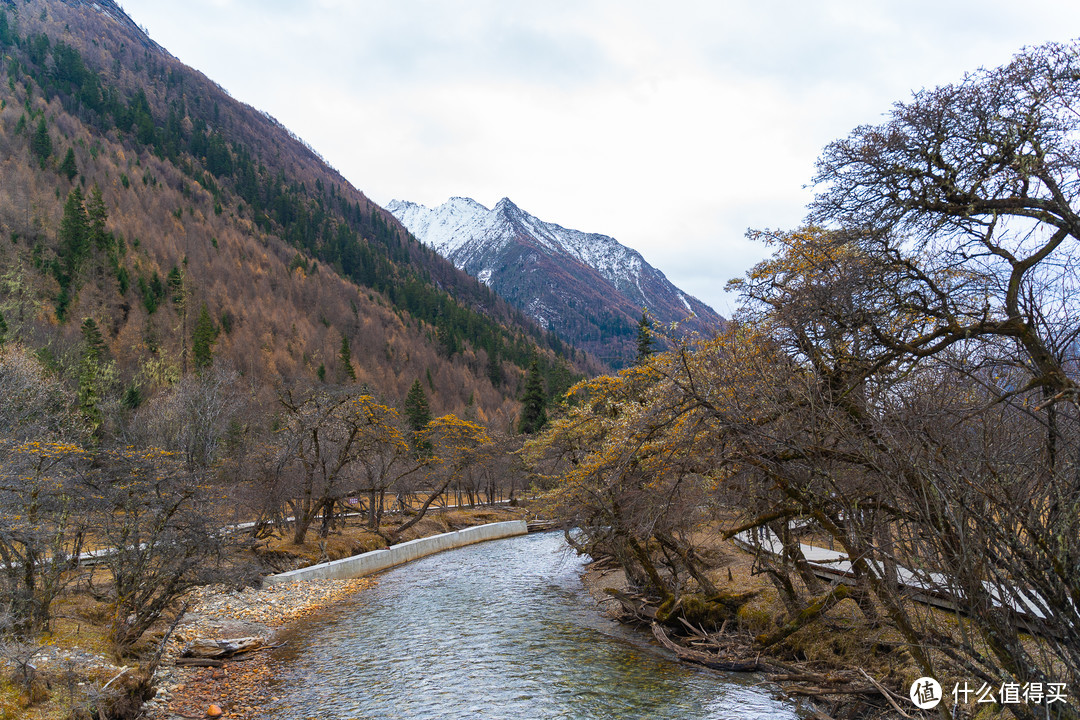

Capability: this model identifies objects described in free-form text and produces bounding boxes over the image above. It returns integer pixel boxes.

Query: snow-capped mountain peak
[388,196,722,367]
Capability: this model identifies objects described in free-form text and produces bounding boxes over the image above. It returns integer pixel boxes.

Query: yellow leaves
[425,413,491,442]
[12,440,85,457]
[524,315,801,533]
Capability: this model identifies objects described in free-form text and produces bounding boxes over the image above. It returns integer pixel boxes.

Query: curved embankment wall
[263,520,529,586]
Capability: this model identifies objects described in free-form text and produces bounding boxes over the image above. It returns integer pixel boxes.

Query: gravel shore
[142,576,374,720]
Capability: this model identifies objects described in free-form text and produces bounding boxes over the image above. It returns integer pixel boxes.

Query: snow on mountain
[389,197,649,292]
[387,196,723,368]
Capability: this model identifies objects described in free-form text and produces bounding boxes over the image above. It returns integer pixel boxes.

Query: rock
[206,704,224,717]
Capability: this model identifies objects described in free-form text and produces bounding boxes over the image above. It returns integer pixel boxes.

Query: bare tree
[0,344,77,442]
[0,440,86,634]
[82,447,227,655]
[135,363,245,471]
[276,388,401,544]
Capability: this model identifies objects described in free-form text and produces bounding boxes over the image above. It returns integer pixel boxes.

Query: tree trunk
[387,481,452,543]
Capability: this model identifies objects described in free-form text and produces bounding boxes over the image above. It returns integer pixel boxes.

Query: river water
[264,531,804,720]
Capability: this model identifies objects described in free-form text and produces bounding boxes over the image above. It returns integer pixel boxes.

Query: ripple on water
[265,532,805,720]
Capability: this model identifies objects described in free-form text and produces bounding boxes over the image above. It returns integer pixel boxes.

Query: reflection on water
[265,531,803,719]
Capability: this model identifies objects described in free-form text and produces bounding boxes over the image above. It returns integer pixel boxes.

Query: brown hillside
[0,0,593,422]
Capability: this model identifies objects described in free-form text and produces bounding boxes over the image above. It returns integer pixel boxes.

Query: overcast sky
[116,1,1080,314]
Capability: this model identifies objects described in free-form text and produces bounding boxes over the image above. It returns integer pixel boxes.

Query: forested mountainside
[389,196,724,368]
[0,0,591,425]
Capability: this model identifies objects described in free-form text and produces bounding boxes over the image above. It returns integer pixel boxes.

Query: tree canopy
[527,41,1080,716]
[635,308,654,364]
[517,359,547,434]
[404,379,431,433]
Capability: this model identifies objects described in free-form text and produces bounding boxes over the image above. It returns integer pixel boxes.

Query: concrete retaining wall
[263,520,529,586]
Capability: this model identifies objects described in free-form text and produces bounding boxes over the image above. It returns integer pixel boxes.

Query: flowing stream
[264,531,804,719]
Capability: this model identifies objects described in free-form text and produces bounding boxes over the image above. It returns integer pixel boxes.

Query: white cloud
[118,0,1080,313]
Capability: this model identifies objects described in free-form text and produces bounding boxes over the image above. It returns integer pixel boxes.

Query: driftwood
[858,669,914,719]
[779,684,879,697]
[650,622,773,672]
[181,636,264,659]
[650,619,897,706]
[174,657,224,668]
[605,590,658,621]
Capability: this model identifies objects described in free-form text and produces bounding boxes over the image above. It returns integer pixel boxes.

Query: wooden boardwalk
[733,528,1053,633]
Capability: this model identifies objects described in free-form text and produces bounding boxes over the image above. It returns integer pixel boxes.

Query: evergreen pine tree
[167,265,189,372]
[517,359,548,434]
[339,333,356,380]
[59,186,88,261]
[0,311,7,347]
[56,187,88,320]
[81,317,107,361]
[487,349,504,387]
[78,318,107,434]
[191,303,217,370]
[0,9,11,46]
[30,116,52,166]
[59,147,78,180]
[167,266,186,312]
[85,184,110,250]
[121,384,142,410]
[404,379,432,433]
[635,308,654,364]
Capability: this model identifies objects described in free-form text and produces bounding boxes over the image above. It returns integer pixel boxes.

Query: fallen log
[181,636,264,659]
[770,672,842,685]
[780,684,879,697]
[605,589,658,621]
[858,669,914,719]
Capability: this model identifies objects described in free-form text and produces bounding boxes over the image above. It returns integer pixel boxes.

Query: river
[264,530,804,719]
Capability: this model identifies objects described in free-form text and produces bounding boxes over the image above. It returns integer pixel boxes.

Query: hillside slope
[389,196,723,367]
[0,0,588,425]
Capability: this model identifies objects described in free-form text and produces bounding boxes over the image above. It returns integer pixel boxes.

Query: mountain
[387,196,723,368]
[0,0,590,427]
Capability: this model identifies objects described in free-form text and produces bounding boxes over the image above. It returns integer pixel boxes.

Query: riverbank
[577,536,916,720]
[141,576,375,720]
[141,506,529,720]
[0,506,528,720]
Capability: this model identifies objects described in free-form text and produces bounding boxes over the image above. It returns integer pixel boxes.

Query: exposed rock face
[389,196,723,367]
